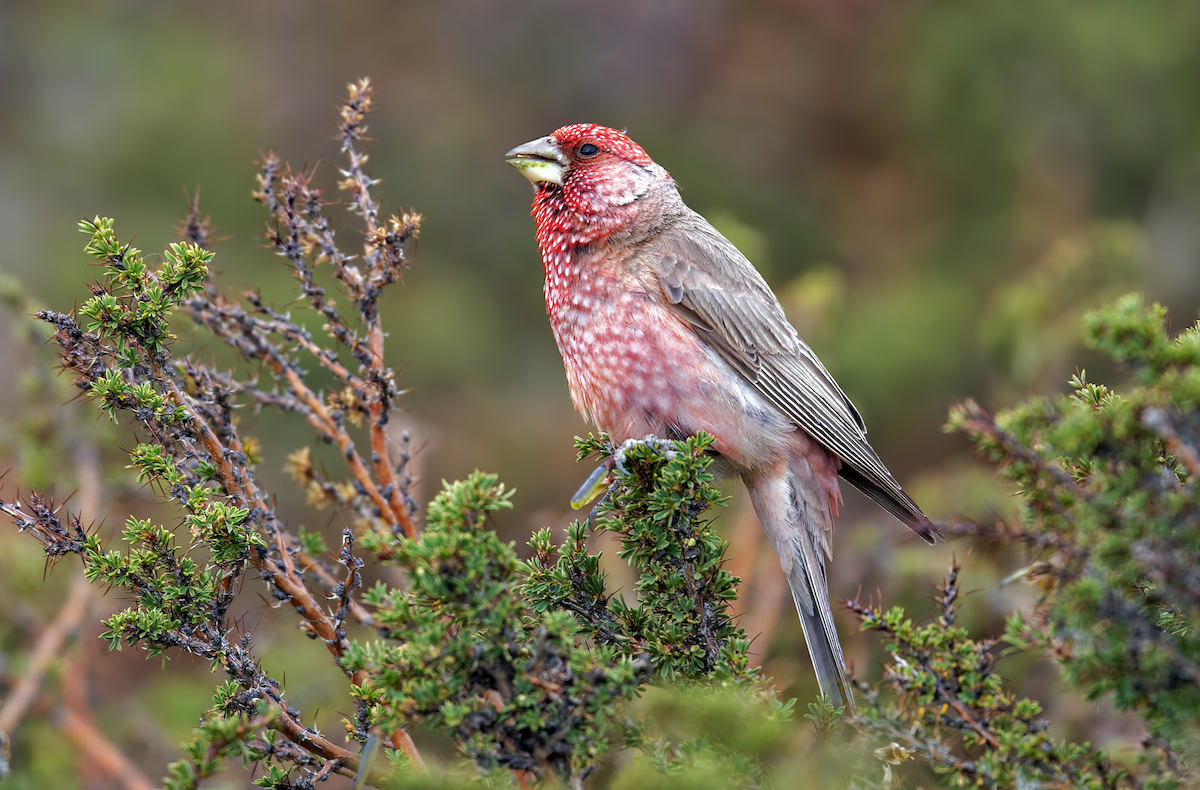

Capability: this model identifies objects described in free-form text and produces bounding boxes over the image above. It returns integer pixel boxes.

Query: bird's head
[506,124,667,220]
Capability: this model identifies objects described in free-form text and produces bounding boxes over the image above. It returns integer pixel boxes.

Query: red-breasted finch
[507,124,935,712]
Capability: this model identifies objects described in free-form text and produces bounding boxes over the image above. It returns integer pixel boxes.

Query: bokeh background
[2,0,1200,786]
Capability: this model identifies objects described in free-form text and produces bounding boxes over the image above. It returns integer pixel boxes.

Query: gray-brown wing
[647,215,934,541]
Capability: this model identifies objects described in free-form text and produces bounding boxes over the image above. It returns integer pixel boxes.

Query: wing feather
[646,213,934,542]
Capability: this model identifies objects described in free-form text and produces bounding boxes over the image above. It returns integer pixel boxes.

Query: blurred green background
[2,0,1200,786]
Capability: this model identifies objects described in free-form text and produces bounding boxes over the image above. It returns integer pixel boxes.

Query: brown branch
[854,709,986,782]
[159,360,356,652]
[58,708,155,790]
[242,293,362,384]
[248,83,418,543]
[267,706,372,781]
[17,84,429,779]
[954,399,1082,490]
[292,551,376,629]
[389,728,424,770]
[278,366,400,526]
[155,363,247,505]
[339,78,416,540]
[155,362,424,766]
[192,295,413,541]
[934,681,1002,751]
[0,573,92,737]
[259,511,423,767]
[338,78,381,234]
[267,526,363,680]
[367,351,416,538]
[339,80,415,539]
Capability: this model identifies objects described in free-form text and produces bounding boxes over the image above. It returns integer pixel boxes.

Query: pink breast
[553,288,696,437]
[534,193,795,474]
[546,255,790,473]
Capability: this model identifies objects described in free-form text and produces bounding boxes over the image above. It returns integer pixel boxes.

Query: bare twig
[0,574,92,738]
[0,441,100,738]
[59,708,156,790]
[3,80,430,781]
[953,399,1082,490]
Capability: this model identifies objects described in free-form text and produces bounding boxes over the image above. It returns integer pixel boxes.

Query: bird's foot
[570,436,678,525]
[611,435,678,476]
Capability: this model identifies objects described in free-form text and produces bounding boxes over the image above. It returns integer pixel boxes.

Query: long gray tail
[745,469,856,715]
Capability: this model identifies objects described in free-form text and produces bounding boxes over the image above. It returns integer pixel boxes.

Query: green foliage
[347,444,768,783]
[944,294,1200,787]
[6,74,1200,790]
[16,222,263,666]
[15,215,1199,789]
[524,434,751,682]
[77,217,211,359]
[2,82,428,789]
[849,564,1126,788]
[162,683,285,790]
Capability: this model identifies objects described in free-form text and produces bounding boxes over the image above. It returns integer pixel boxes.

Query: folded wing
[647,214,935,543]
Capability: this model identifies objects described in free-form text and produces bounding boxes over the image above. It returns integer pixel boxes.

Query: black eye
[578,143,600,158]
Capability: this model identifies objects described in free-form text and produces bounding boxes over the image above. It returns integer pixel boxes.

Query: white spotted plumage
[512,123,934,714]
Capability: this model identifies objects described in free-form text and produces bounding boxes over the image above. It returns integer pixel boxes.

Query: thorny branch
[59,708,156,790]
[950,399,1082,490]
[0,443,156,790]
[845,593,1005,754]
[0,573,92,739]
[1,79,425,780]
[847,561,1132,788]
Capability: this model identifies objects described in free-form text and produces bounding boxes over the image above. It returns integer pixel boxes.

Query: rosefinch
[506,124,934,712]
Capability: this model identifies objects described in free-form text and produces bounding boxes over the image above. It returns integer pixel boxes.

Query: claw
[573,436,677,521]
[612,444,630,477]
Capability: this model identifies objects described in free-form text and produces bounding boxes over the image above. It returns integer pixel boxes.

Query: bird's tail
[745,465,856,715]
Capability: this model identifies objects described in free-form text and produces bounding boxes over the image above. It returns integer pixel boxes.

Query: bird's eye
[578,143,600,158]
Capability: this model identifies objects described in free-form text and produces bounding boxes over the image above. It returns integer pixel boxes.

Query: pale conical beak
[505,136,567,186]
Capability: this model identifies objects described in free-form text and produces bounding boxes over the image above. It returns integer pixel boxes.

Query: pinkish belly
[552,297,794,473]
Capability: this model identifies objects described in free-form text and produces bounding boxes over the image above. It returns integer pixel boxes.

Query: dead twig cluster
[1,78,424,786]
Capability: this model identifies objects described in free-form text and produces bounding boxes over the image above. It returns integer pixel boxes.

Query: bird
[506,123,935,713]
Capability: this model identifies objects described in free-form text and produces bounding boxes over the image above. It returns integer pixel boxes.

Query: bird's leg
[571,436,679,524]
[611,435,678,476]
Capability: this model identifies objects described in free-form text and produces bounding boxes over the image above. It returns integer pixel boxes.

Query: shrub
[1,80,1197,790]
